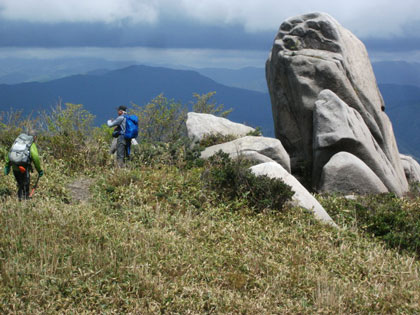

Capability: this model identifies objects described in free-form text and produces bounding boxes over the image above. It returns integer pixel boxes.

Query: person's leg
[13,170,24,201]
[116,135,127,167]
[13,168,31,200]
[126,140,132,160]
[22,168,30,199]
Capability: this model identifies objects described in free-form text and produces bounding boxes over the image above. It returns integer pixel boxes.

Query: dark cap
[117,105,127,111]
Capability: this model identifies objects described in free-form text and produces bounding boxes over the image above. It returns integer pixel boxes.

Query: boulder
[319,152,388,194]
[250,162,337,227]
[400,154,420,183]
[313,90,407,195]
[266,12,407,195]
[186,112,255,143]
[201,136,291,172]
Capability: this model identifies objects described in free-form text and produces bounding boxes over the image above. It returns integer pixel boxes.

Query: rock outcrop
[400,154,420,183]
[186,112,335,226]
[314,90,406,195]
[266,12,408,195]
[201,136,291,172]
[318,152,388,195]
[186,112,255,143]
[250,162,336,227]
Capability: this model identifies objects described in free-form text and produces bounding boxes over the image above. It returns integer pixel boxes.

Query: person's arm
[107,116,124,128]
[30,143,42,173]
[5,152,10,167]
[4,152,11,175]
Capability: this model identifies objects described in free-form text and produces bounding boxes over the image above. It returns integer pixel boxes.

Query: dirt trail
[67,177,93,203]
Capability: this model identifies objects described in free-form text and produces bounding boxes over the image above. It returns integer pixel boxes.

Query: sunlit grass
[1,157,419,313]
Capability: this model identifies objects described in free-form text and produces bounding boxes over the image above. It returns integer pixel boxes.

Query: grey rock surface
[250,162,337,227]
[201,136,291,172]
[313,90,407,195]
[400,154,420,183]
[319,152,388,194]
[266,12,407,195]
[186,112,255,143]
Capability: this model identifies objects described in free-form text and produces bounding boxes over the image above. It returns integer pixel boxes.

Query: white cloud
[178,0,420,37]
[0,0,159,24]
[1,0,420,38]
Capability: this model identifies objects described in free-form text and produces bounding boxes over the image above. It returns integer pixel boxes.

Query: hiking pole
[29,174,40,198]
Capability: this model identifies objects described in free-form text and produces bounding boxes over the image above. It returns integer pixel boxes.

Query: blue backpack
[124,115,139,139]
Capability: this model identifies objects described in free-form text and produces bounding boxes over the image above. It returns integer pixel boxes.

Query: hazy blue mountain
[2,57,419,92]
[0,57,135,84]
[0,57,269,92]
[193,67,267,93]
[0,65,274,136]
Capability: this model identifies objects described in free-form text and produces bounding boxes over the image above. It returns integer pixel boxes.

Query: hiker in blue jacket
[107,105,131,167]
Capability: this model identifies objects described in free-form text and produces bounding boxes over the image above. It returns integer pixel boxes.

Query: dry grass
[0,157,419,314]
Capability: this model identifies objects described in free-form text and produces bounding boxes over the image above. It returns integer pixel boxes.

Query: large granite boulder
[314,90,407,195]
[250,162,336,227]
[400,154,420,183]
[201,136,291,172]
[266,12,408,195]
[186,112,255,143]
[319,152,388,195]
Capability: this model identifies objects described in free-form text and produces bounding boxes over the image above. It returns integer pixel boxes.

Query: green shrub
[199,133,237,147]
[320,193,420,257]
[131,141,178,167]
[246,127,263,137]
[198,127,262,148]
[130,94,187,143]
[39,103,110,172]
[191,92,232,118]
[203,151,294,212]
[130,137,204,170]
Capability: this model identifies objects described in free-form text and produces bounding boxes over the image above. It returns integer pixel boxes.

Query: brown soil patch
[67,177,93,203]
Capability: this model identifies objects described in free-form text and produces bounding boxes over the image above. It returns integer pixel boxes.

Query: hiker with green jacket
[4,133,44,200]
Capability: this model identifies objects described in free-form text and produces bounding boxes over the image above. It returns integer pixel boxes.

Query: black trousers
[13,167,30,200]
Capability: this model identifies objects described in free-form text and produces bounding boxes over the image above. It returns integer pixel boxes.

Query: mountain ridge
[0,64,274,136]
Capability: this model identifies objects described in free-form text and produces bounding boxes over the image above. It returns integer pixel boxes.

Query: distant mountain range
[0,65,274,136]
[0,60,419,160]
[0,57,135,84]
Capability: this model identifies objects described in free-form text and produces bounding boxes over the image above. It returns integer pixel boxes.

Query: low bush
[320,193,420,258]
[38,103,111,172]
[191,91,232,117]
[199,133,237,148]
[203,151,294,212]
[246,127,262,137]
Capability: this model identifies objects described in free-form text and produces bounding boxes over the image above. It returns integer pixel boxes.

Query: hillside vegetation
[1,100,420,313]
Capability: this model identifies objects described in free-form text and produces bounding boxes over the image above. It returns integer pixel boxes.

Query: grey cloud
[2,0,420,38]
[0,19,274,50]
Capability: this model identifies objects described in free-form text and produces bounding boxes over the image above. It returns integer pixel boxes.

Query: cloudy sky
[1,0,420,68]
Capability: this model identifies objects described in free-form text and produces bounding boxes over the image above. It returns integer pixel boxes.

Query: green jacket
[5,142,42,173]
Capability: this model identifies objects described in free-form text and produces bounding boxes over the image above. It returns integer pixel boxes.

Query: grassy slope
[1,154,419,314]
